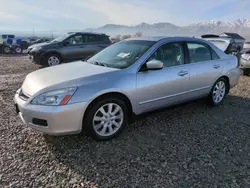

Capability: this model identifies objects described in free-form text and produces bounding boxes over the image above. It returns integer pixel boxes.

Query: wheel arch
[44,51,63,61]
[82,92,135,126]
[217,75,230,93]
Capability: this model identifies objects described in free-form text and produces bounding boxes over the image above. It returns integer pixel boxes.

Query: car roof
[126,36,208,42]
[67,31,109,36]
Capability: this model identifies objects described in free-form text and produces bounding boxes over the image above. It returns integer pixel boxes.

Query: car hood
[22,61,118,95]
[29,42,48,48]
[28,41,55,49]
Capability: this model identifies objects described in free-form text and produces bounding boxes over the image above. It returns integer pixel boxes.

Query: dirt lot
[0,55,250,187]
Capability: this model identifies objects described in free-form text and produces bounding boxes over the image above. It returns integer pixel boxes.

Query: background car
[14,36,240,141]
[240,41,250,75]
[0,34,29,52]
[27,32,111,66]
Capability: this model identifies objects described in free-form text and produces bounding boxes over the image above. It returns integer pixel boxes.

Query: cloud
[73,0,167,25]
[0,0,249,31]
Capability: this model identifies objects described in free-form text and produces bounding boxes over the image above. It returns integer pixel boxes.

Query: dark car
[27,32,111,66]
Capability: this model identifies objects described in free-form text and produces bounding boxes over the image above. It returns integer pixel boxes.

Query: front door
[136,42,190,113]
[186,42,223,99]
[61,34,86,61]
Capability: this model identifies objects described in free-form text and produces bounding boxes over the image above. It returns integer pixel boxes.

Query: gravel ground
[1,55,250,187]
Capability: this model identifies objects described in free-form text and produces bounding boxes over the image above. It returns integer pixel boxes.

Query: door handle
[213,64,220,69]
[178,70,188,77]
[79,46,85,48]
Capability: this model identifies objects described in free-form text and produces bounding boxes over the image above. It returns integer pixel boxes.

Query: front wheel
[45,54,61,67]
[3,46,11,54]
[84,98,128,141]
[208,78,228,106]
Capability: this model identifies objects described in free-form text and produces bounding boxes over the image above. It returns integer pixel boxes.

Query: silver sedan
[14,36,240,140]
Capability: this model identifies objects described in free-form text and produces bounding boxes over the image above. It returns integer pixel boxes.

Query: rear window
[211,49,220,60]
[85,34,110,43]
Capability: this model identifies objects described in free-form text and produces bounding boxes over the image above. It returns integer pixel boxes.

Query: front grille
[19,89,30,101]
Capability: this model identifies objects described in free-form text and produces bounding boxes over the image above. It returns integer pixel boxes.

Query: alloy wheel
[93,103,124,137]
[212,81,226,104]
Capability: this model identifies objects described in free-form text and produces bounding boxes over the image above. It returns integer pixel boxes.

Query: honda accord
[14,36,240,140]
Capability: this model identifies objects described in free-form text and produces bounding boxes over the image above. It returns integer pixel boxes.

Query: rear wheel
[84,98,128,141]
[208,78,228,106]
[15,46,22,54]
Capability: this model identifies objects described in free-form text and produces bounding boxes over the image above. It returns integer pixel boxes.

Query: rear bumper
[14,91,88,135]
[228,67,241,89]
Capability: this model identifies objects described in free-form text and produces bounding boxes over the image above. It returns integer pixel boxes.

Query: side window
[65,34,84,45]
[187,43,212,63]
[148,42,184,67]
[85,34,102,43]
[211,48,220,60]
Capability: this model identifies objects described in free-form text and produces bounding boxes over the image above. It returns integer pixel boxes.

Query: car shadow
[44,95,250,187]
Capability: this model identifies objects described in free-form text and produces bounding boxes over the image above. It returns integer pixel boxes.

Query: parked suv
[27,32,111,66]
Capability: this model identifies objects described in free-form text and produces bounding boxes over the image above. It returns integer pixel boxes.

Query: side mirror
[146,59,163,70]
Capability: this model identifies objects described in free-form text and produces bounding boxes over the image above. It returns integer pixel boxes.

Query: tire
[243,69,250,76]
[45,54,61,67]
[3,46,11,54]
[208,77,228,106]
[15,46,22,54]
[83,97,128,141]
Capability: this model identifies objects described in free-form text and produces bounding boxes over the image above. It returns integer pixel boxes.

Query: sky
[0,0,249,33]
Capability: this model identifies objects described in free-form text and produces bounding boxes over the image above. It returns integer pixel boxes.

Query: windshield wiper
[91,61,107,67]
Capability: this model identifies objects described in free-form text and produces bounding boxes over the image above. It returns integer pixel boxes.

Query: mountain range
[84,19,250,39]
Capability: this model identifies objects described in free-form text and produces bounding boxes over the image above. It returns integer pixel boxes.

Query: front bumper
[28,50,45,65]
[14,90,88,135]
[240,58,250,69]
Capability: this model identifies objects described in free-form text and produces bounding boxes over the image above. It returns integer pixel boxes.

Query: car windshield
[86,40,155,69]
[51,33,72,43]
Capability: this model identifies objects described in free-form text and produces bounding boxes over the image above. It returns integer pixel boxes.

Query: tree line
[110,32,143,42]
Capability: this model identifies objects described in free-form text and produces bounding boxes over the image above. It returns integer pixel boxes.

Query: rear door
[83,34,111,59]
[186,41,223,99]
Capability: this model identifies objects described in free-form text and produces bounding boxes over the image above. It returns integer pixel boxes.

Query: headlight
[31,46,42,52]
[31,87,77,106]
